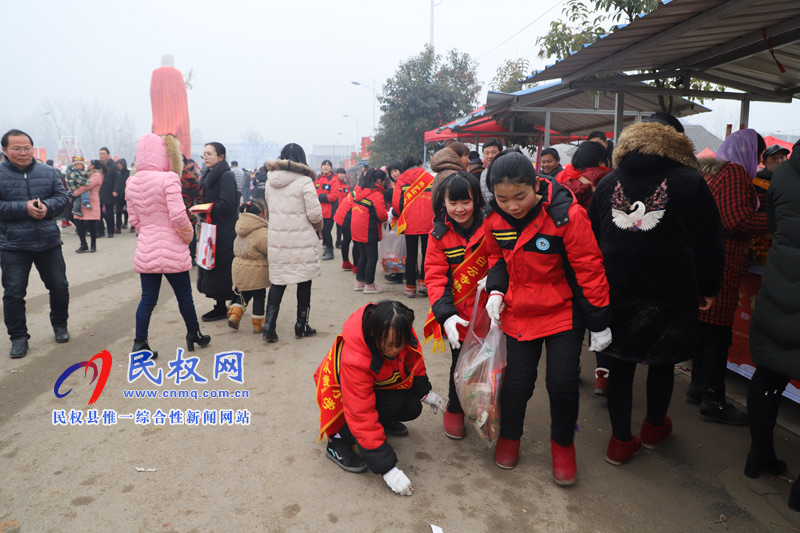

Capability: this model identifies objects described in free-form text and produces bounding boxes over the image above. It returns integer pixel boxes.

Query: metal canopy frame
[523,0,800,139]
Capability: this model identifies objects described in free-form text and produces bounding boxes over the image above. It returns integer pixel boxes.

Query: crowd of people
[1,115,799,508]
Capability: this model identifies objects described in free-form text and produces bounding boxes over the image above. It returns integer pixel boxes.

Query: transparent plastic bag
[379,222,406,273]
[454,286,506,446]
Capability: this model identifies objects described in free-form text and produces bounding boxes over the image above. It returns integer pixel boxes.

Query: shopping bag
[379,222,406,273]
[197,221,217,270]
[454,286,506,446]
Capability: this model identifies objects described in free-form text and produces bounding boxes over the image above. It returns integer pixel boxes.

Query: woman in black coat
[746,140,800,511]
[116,158,130,230]
[588,118,724,466]
[197,142,239,321]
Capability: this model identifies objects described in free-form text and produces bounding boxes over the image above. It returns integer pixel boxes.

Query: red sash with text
[396,170,434,235]
[423,236,489,353]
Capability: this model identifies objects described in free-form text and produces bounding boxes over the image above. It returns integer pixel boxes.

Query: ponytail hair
[239,199,267,216]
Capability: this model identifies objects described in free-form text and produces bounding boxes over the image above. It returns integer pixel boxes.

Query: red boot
[494,436,520,469]
[342,261,354,271]
[551,439,577,486]
[443,411,466,440]
[606,435,641,465]
[640,416,672,450]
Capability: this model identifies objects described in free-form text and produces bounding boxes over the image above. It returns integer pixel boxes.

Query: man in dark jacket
[0,129,71,357]
[98,146,121,237]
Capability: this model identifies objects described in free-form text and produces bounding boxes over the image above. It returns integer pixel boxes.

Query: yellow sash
[753,177,770,191]
[396,170,434,235]
[423,236,489,353]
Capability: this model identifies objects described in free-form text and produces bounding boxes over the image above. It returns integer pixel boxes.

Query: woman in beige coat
[263,143,324,342]
[228,199,271,333]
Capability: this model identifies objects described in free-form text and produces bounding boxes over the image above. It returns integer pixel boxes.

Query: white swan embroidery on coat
[610,179,668,232]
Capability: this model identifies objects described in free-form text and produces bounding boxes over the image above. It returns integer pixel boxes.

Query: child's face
[390,169,400,180]
[337,172,346,181]
[379,329,404,360]
[74,162,85,171]
[445,191,474,229]
[321,162,332,174]
[494,180,540,219]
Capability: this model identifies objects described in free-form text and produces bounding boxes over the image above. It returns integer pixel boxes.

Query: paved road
[1,228,799,532]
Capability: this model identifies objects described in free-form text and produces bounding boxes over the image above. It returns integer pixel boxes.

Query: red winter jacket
[485,179,611,340]
[424,216,489,341]
[351,186,388,243]
[337,175,350,204]
[556,164,612,210]
[338,304,432,474]
[315,172,340,219]
[333,190,354,227]
[392,167,434,235]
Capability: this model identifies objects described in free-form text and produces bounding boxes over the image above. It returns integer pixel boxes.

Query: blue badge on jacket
[536,237,550,251]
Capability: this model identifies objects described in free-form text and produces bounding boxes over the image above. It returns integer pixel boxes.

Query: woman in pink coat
[126,133,211,358]
[72,163,104,253]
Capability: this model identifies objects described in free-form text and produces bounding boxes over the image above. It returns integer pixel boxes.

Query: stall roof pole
[614,91,625,141]
[739,96,751,129]
[544,109,552,148]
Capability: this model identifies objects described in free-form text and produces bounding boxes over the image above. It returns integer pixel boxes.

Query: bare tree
[241,128,267,169]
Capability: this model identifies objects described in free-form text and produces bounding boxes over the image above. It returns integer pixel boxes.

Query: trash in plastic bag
[379,222,406,273]
[454,286,506,446]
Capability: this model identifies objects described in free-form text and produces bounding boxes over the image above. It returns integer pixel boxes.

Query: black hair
[359,168,387,189]
[90,159,103,169]
[2,129,34,148]
[239,199,267,216]
[335,167,346,174]
[231,160,239,166]
[572,141,608,170]
[362,300,415,358]
[187,158,195,164]
[540,147,560,161]
[46,159,54,166]
[643,112,685,133]
[99,146,110,154]
[587,131,606,142]
[387,161,403,176]
[483,137,504,153]
[321,159,333,168]
[489,148,536,189]
[433,171,485,222]
[402,154,422,172]
[205,142,227,160]
[279,143,307,165]
[756,133,766,159]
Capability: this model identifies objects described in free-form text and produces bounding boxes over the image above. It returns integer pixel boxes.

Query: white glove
[383,466,413,496]
[589,327,613,352]
[486,292,505,325]
[422,391,447,414]
[387,210,394,224]
[477,276,487,293]
[443,315,469,349]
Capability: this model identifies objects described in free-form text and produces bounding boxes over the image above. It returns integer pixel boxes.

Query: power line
[477,0,567,60]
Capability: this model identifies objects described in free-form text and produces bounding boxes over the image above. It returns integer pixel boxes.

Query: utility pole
[430,0,443,47]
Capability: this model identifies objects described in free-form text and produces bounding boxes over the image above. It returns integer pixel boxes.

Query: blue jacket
[0,160,70,252]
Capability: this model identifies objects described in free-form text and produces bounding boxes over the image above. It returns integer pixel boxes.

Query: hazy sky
[2,0,799,160]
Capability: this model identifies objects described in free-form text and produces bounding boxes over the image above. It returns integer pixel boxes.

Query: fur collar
[613,122,698,170]
[266,159,315,178]
[163,134,183,176]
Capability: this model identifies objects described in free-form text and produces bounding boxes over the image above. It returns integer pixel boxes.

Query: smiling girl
[423,171,489,439]
[483,149,612,485]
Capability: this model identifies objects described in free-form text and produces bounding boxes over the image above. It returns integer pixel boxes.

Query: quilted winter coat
[265,159,324,285]
[232,212,270,292]
[126,134,193,274]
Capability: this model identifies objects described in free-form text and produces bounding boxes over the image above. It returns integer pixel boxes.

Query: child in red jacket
[351,169,388,294]
[314,300,446,495]
[316,160,339,261]
[484,149,612,485]
[335,167,351,268]
[424,171,489,439]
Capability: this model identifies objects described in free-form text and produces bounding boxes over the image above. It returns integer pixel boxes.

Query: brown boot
[252,316,265,334]
[227,305,244,330]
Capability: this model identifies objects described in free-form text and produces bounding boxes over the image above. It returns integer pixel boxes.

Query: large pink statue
[150,53,191,158]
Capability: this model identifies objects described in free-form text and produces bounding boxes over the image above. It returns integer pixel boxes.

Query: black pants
[74,219,97,249]
[448,345,463,413]
[1,246,69,340]
[322,218,334,249]
[188,227,197,263]
[355,241,379,284]
[692,322,733,391]
[375,389,424,426]
[747,366,790,453]
[115,200,125,230]
[341,224,352,263]
[501,328,583,445]
[268,280,312,317]
[336,223,343,245]
[606,359,674,441]
[234,288,266,317]
[404,233,428,286]
[101,202,116,235]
